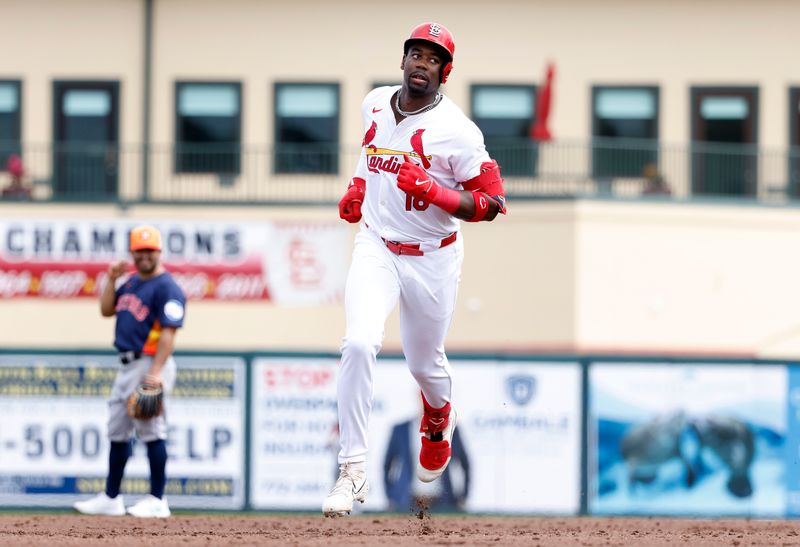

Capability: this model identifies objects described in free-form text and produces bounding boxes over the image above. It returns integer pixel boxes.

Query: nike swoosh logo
[415,179,428,186]
[353,481,367,495]
[372,107,382,113]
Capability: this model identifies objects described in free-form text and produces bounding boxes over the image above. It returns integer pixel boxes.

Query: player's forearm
[149,328,177,376]
[396,156,503,222]
[99,280,117,317]
[451,191,501,222]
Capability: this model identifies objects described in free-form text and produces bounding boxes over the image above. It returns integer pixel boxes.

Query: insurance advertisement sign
[250,357,582,513]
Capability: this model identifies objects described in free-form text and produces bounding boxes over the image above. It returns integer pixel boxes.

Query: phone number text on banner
[0,354,247,510]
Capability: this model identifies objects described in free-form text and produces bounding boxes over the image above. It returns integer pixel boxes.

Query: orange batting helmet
[130,225,162,251]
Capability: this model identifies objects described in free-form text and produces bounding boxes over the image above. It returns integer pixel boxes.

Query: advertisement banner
[249,357,581,514]
[0,354,246,509]
[785,366,800,517]
[588,362,787,517]
[249,357,339,510]
[443,361,582,514]
[0,219,348,304]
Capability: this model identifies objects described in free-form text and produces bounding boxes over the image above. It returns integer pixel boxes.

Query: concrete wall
[3,199,800,360]
[0,201,576,353]
[574,201,800,358]
[2,0,798,149]
[3,1,799,358]
[1,0,143,145]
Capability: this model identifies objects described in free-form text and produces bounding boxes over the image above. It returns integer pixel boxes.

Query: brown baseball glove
[127,383,164,419]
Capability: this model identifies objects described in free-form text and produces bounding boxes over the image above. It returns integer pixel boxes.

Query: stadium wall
[2,200,800,359]
[2,0,799,150]
[0,350,795,517]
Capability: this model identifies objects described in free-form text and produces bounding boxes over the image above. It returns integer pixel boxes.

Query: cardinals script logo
[365,147,432,174]
[363,127,432,174]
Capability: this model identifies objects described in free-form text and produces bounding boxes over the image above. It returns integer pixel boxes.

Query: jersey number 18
[405,194,430,211]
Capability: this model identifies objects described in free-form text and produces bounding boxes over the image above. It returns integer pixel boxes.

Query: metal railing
[2,139,799,205]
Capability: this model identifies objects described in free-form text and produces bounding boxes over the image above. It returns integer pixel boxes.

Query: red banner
[0,218,349,302]
[0,258,270,300]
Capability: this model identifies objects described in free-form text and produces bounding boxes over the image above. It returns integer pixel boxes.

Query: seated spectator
[2,154,33,200]
[642,163,671,196]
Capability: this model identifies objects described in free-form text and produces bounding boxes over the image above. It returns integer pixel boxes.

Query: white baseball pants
[108,355,176,442]
[336,226,464,464]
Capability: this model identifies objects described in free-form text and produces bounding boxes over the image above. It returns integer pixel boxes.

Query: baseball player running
[74,225,186,518]
[322,22,506,517]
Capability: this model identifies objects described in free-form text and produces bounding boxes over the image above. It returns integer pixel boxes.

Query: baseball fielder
[74,225,186,518]
[323,22,506,517]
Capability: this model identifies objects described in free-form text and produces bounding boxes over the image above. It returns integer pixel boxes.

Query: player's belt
[119,351,142,364]
[381,231,457,257]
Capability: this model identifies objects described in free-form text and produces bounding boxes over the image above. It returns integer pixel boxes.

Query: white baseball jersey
[334,85,484,469]
[354,85,491,243]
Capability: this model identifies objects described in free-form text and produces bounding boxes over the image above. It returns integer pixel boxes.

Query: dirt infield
[0,514,798,546]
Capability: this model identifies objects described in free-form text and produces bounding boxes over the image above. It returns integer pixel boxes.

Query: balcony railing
[2,139,799,205]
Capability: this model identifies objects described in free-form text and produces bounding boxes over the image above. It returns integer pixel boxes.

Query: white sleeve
[448,119,492,184]
[352,88,385,180]
[353,147,368,180]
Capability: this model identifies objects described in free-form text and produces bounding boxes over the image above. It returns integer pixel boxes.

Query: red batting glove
[397,155,461,214]
[338,177,366,223]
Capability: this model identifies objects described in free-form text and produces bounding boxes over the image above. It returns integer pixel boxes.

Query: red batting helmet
[404,22,455,84]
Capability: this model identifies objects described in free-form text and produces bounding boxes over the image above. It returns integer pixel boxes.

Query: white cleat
[73,493,126,516]
[322,462,369,517]
[417,407,458,483]
[126,495,171,518]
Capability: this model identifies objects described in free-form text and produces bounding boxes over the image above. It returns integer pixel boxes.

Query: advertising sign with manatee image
[588,363,786,517]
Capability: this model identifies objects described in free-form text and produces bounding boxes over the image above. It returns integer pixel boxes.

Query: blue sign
[785,367,800,517]
[589,363,787,517]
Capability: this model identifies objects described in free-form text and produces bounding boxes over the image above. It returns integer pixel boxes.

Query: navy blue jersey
[114,272,186,354]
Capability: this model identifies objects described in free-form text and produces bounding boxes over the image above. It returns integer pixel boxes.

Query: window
[592,86,659,178]
[53,81,119,198]
[0,80,22,170]
[690,86,758,196]
[175,82,241,174]
[471,84,537,176]
[274,83,339,174]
